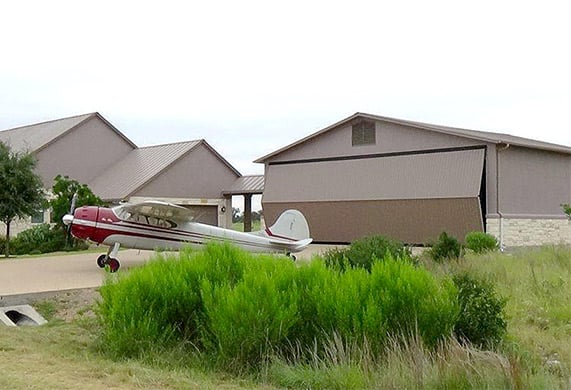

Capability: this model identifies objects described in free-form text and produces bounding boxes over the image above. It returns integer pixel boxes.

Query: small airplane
[62,199,312,272]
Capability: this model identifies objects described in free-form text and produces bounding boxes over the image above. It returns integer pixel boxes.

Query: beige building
[0,113,245,235]
[256,113,571,247]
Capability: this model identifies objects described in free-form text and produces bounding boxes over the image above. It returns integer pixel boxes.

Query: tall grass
[425,245,571,383]
[266,334,556,389]
[96,243,571,388]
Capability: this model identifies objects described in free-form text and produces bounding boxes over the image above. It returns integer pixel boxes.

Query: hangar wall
[263,147,486,244]
[486,145,571,247]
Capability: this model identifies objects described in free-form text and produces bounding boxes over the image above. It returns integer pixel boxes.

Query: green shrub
[428,232,463,262]
[0,235,5,255]
[368,257,458,348]
[324,235,412,271]
[453,273,507,348]
[97,242,459,370]
[10,224,68,255]
[465,231,498,254]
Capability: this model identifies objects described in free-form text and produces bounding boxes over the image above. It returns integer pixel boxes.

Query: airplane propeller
[62,192,78,227]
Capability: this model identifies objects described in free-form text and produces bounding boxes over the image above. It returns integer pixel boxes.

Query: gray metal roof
[223,175,264,195]
[90,140,202,201]
[0,112,137,152]
[255,112,571,162]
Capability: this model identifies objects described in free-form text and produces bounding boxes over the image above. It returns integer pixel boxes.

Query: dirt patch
[9,288,102,323]
[45,288,100,322]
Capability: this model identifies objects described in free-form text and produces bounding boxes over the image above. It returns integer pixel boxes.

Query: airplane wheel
[106,258,120,273]
[290,255,297,261]
[96,255,107,268]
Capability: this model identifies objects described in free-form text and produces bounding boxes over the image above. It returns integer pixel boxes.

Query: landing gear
[96,242,121,273]
[106,258,120,273]
[286,252,297,261]
[96,255,107,268]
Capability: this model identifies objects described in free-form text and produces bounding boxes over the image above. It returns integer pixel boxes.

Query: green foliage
[427,232,463,262]
[9,224,67,255]
[50,174,105,248]
[324,235,413,271]
[563,203,571,219]
[453,273,507,348]
[465,231,499,254]
[0,142,46,257]
[50,174,105,229]
[97,243,458,370]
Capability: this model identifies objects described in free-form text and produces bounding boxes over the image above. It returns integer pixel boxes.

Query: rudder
[266,209,310,241]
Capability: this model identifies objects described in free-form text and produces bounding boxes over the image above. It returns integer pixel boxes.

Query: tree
[50,175,105,247]
[0,143,46,257]
[232,207,243,223]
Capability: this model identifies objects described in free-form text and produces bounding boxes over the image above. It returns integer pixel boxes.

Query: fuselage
[70,206,304,254]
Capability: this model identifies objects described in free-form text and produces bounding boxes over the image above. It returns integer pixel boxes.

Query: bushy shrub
[465,231,498,254]
[8,224,88,255]
[428,232,463,262]
[10,224,68,255]
[97,242,459,369]
[453,273,507,348]
[0,235,5,255]
[324,235,412,271]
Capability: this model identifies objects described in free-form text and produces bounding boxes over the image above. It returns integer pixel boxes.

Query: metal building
[0,113,242,234]
[256,113,571,246]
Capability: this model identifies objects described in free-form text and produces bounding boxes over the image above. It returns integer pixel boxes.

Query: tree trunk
[4,219,11,258]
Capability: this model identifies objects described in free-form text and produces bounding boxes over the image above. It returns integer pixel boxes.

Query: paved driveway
[0,249,155,296]
[0,244,340,297]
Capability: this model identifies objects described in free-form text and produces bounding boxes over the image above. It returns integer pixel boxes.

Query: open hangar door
[262,147,485,244]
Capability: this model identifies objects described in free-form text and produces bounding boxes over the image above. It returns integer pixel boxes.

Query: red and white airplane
[62,200,312,272]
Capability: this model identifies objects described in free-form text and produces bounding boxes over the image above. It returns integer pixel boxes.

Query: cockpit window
[114,207,176,229]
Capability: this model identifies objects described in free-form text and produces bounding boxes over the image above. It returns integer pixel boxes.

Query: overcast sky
[1,0,570,181]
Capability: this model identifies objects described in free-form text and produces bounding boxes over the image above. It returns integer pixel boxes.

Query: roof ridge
[0,112,96,133]
[138,139,202,149]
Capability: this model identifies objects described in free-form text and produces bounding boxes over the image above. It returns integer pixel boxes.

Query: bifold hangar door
[262,147,485,244]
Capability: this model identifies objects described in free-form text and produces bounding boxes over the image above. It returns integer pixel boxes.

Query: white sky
[1,0,570,212]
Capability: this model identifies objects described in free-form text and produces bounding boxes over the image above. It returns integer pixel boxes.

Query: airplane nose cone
[62,214,74,226]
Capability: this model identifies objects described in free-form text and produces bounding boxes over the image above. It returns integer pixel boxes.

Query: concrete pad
[0,249,155,296]
[0,245,339,297]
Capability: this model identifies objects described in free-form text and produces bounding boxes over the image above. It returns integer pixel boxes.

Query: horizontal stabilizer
[267,237,313,253]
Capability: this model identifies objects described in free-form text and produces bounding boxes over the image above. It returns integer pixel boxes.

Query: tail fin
[266,210,310,241]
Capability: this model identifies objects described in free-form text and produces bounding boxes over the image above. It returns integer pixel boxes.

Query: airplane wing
[114,201,196,224]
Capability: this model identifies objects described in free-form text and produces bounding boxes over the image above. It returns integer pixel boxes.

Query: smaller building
[0,113,247,235]
[256,112,571,247]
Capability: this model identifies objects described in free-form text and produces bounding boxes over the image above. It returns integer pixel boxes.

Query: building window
[352,120,376,146]
[31,210,45,224]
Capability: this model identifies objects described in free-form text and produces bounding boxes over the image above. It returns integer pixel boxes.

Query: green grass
[232,220,262,232]
[0,318,277,389]
[2,245,571,388]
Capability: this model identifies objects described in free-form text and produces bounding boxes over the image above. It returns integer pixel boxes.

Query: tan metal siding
[133,143,239,199]
[265,120,488,163]
[90,141,200,200]
[263,198,483,244]
[264,149,485,203]
[35,116,135,186]
[498,146,571,216]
